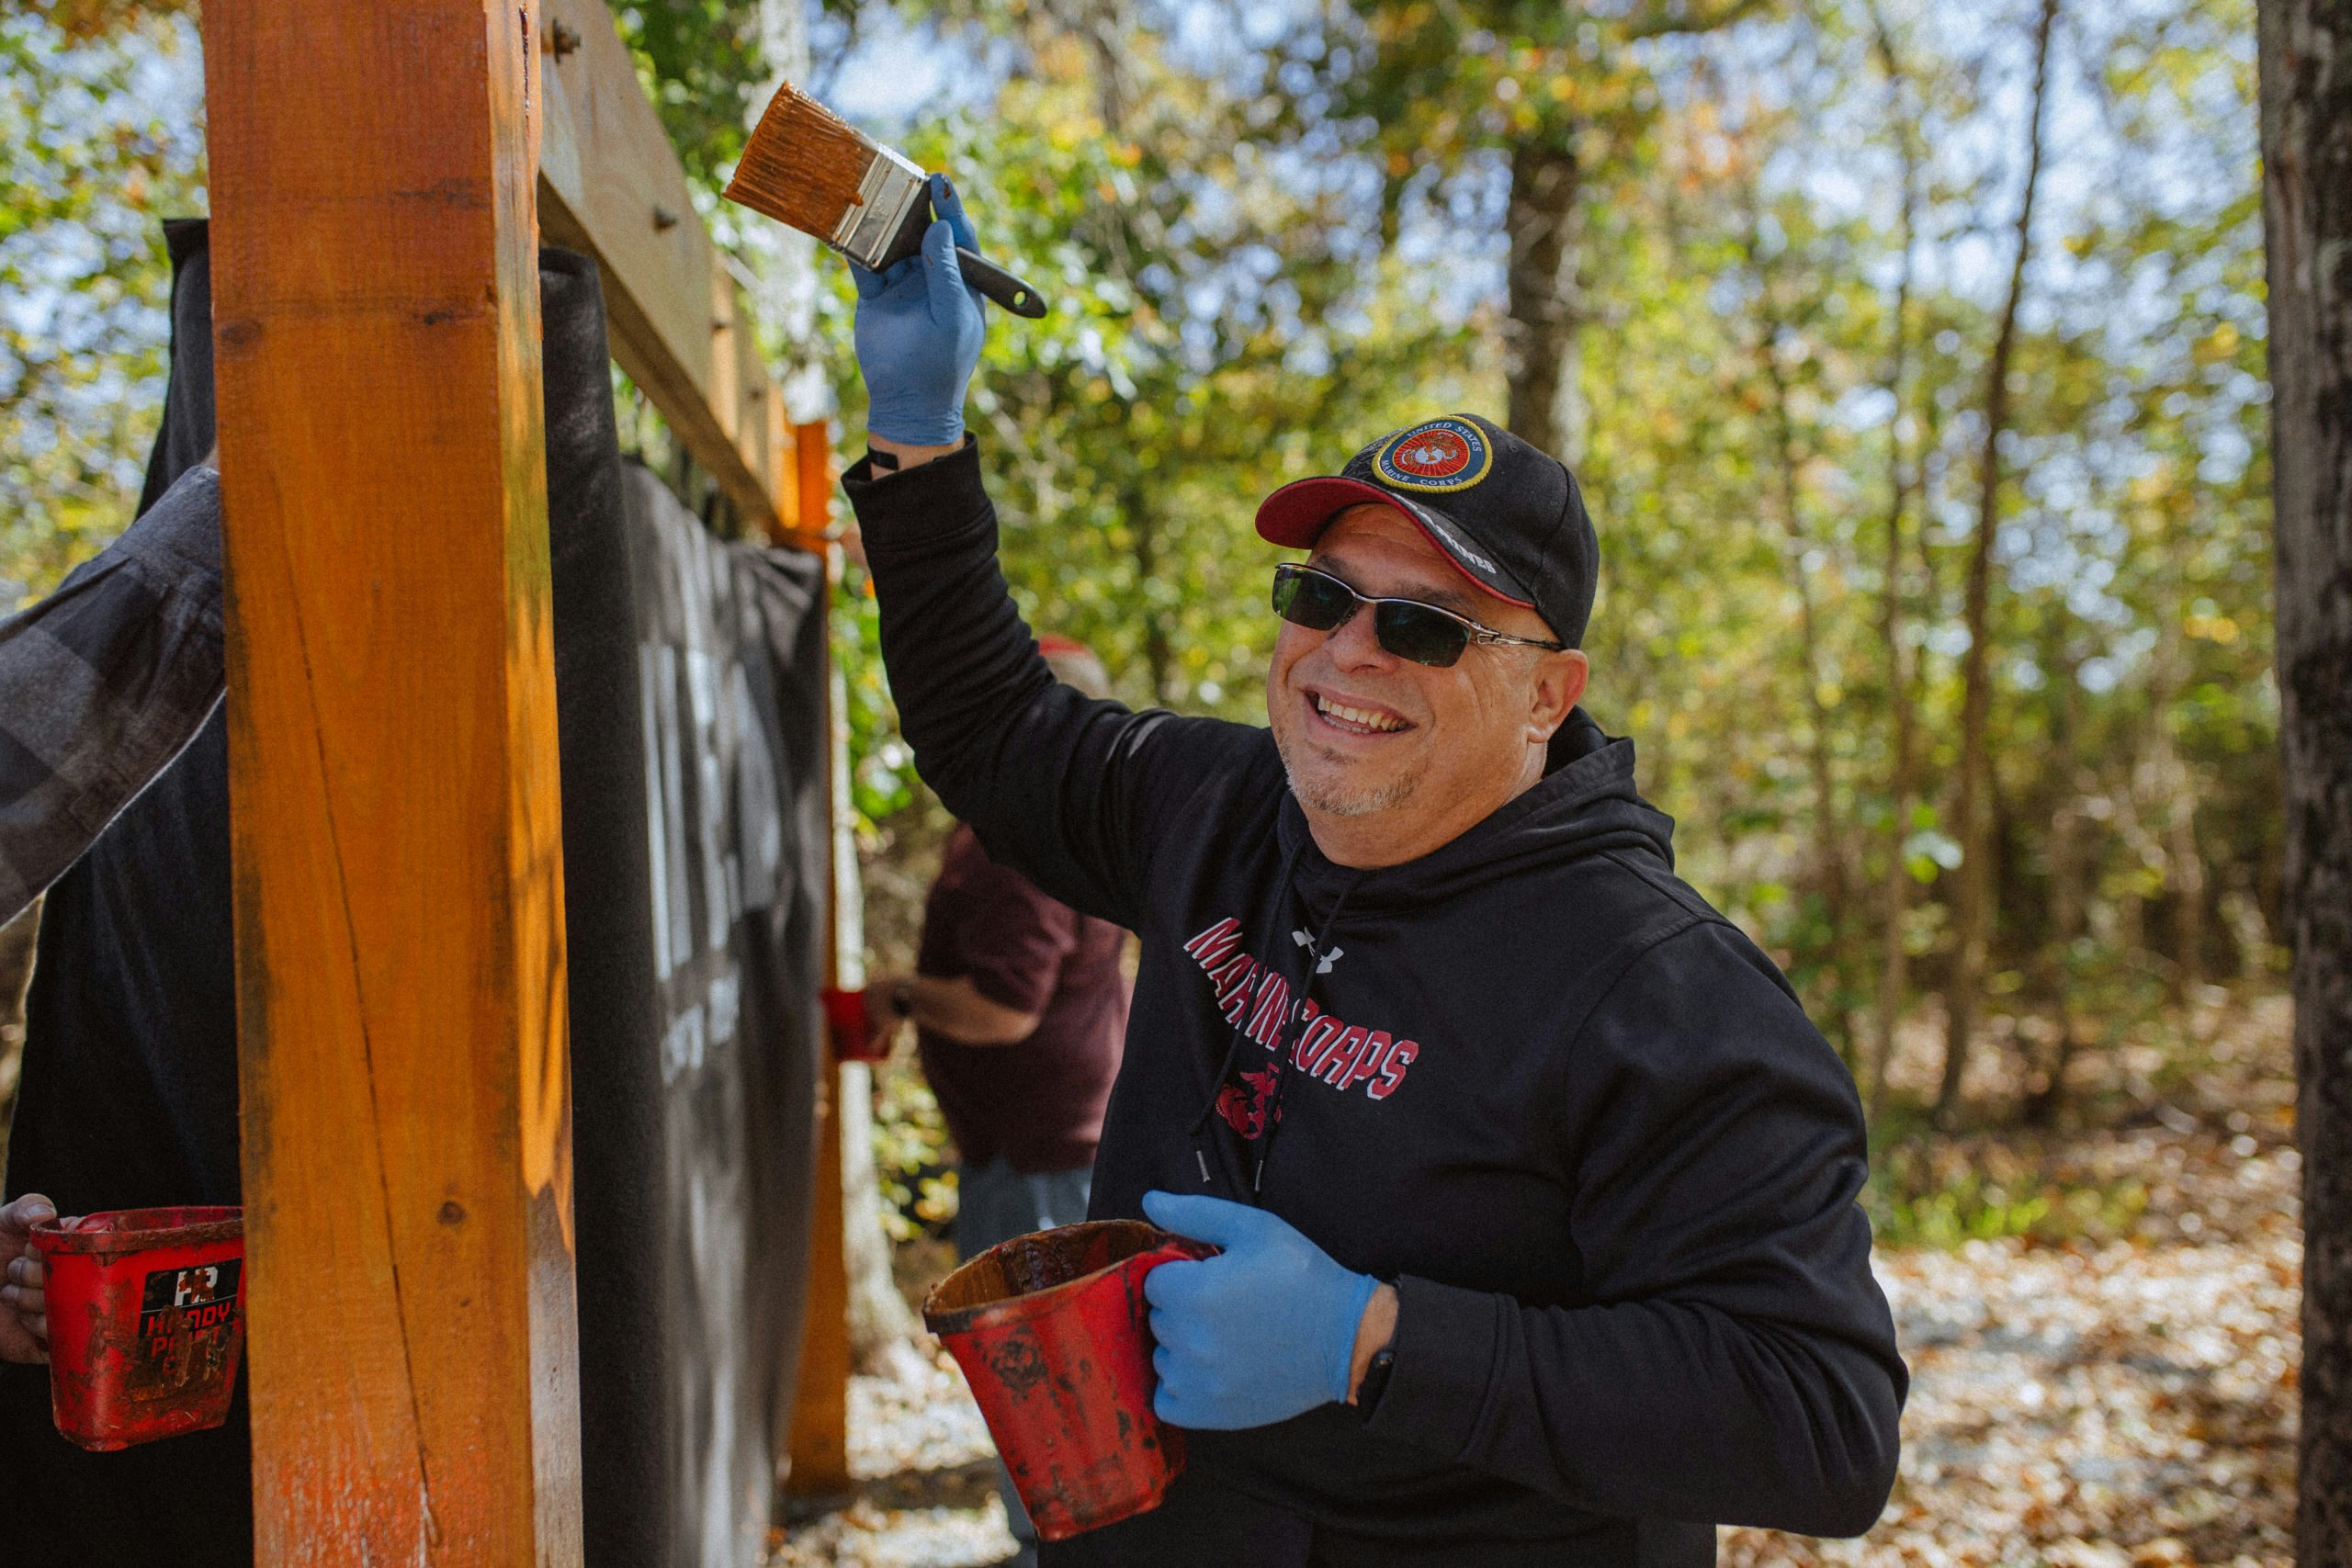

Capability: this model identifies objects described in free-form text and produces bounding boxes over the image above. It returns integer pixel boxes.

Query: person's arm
[866,972,1041,1048]
[1361,920,1906,1536]
[844,182,1256,924]
[0,457,225,922]
[867,852,1091,1048]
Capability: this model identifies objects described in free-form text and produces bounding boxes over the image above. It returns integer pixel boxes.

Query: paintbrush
[726,85,1048,321]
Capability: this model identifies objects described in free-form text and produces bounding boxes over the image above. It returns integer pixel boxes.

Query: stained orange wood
[796,421,836,544]
[776,418,837,554]
[787,418,853,1492]
[786,1064,854,1495]
[537,0,796,531]
[766,396,801,545]
[205,0,582,1561]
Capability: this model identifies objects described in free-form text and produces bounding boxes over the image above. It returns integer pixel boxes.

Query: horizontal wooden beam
[537,0,795,532]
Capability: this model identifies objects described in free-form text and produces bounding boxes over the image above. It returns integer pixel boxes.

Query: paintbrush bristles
[724,84,879,239]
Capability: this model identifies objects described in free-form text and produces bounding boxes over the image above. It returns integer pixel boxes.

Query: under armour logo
[1293,929,1342,973]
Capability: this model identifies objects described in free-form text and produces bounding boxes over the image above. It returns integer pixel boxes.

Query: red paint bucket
[924,1219,1216,1541]
[820,986,888,1062]
[30,1206,246,1451]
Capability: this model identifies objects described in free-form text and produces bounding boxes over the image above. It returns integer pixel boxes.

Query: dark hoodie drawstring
[1184,841,1368,1204]
[1251,870,1365,1193]
[1188,836,1310,1196]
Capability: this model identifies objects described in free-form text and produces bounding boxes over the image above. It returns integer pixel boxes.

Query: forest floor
[769,996,2300,1568]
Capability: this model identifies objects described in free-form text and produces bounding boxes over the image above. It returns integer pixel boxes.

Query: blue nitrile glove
[851,174,988,447]
[1140,1190,1380,1430]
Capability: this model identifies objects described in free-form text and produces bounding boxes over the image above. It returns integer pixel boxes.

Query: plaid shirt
[0,464,223,921]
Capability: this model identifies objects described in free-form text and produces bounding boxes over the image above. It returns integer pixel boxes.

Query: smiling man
[842,180,1905,1568]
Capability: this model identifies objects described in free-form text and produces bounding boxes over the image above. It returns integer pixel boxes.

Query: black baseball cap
[1255,412,1600,648]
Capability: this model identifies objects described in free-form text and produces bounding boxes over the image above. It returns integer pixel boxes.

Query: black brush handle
[956,246,1048,319]
[874,192,1049,319]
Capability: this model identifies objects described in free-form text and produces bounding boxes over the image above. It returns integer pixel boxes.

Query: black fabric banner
[572,457,829,1567]
[2,227,826,1568]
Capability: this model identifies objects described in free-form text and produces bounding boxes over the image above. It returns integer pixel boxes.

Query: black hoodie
[847,443,1905,1562]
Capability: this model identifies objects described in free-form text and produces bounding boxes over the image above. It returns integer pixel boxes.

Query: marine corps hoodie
[847,442,1905,1565]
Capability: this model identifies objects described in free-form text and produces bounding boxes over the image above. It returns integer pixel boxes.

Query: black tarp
[614,459,828,1566]
[1,224,826,1568]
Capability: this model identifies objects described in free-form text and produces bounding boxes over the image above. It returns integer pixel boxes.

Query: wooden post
[537,0,791,529]
[786,420,855,1496]
[205,1,582,1561]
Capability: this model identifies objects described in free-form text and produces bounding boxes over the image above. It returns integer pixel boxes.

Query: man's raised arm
[840,177,1251,928]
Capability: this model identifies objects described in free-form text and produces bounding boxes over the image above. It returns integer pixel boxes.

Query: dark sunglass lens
[1374,602,1471,667]
[1273,569,1356,631]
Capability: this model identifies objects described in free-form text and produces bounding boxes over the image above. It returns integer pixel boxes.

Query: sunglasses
[1270,563,1565,669]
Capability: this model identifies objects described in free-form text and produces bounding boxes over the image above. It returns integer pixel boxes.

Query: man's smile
[1307,687,1413,737]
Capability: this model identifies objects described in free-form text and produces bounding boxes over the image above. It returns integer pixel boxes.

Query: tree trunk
[1870,2,1923,1122]
[2026,623,2085,1129]
[1505,136,1584,463]
[2257,2,2352,1560]
[2149,637,2209,999]
[1128,490,1176,704]
[1938,0,2060,1126]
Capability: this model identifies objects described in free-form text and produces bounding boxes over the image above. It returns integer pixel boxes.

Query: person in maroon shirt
[865,636,1130,1567]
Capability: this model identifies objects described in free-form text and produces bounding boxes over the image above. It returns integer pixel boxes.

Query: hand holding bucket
[29,1206,246,1450]
[923,1219,1216,1540]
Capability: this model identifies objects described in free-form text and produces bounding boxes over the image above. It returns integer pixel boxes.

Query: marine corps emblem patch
[1374,417,1493,492]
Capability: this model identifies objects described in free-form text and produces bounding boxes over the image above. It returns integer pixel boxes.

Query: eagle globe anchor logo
[1374,416,1494,493]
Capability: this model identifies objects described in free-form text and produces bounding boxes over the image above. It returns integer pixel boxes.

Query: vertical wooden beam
[794,420,837,559]
[206,1,582,1562]
[786,1072,854,1496]
[767,396,800,543]
[786,419,854,1495]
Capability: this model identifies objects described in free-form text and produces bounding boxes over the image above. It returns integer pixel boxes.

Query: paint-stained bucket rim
[922,1218,1200,1337]
[31,1206,243,1258]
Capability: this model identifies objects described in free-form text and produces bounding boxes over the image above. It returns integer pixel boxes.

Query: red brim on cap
[1254,476,1535,609]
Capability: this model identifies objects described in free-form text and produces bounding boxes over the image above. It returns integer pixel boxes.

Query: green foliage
[604,0,770,189]
[1867,1135,2151,1248]
[0,5,204,605]
[833,31,1480,719]
[1339,0,1774,219]
[870,1055,958,1241]
[3,0,2283,1155]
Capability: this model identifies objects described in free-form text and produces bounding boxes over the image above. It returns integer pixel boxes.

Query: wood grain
[538,0,793,533]
[205,0,582,1560]
[786,1065,854,1496]
[788,420,854,1492]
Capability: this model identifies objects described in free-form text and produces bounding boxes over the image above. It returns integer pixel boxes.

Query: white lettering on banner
[661,1001,707,1086]
[641,646,676,981]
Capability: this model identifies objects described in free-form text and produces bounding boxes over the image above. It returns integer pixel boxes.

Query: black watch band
[1356,1344,1396,1420]
[889,977,915,1020]
[866,446,900,471]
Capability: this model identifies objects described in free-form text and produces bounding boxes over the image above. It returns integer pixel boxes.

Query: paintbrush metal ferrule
[832,146,928,269]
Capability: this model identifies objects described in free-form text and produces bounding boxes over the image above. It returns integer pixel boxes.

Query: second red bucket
[31,1206,246,1451]
[924,1219,1215,1540]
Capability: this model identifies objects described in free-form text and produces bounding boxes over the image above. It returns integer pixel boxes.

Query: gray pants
[956,1156,1094,1551]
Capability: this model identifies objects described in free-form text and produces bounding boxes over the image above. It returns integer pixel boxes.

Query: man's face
[1265,504,1589,857]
